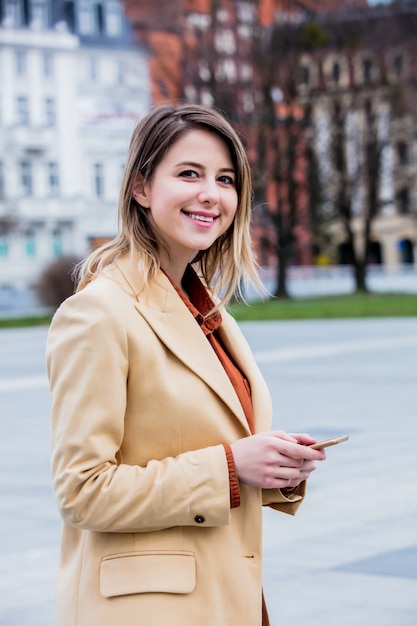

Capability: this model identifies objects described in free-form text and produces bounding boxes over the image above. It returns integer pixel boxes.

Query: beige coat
[47,258,305,626]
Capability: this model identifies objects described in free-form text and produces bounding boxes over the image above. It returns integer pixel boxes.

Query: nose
[197,178,219,206]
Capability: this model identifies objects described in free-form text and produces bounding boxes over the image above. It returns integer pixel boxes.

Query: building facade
[121,0,416,273]
[0,0,150,298]
[294,7,417,267]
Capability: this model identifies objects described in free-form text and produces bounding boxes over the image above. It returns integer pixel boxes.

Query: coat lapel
[110,261,250,433]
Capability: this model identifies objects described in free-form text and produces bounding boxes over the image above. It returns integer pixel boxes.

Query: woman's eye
[218,175,235,186]
[179,170,198,179]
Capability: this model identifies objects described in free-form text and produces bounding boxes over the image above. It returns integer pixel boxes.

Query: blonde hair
[76,103,264,305]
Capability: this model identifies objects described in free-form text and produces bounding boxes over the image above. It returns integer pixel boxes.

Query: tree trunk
[353,258,368,293]
[274,250,290,298]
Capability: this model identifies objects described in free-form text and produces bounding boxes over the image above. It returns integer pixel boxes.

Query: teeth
[188,214,214,223]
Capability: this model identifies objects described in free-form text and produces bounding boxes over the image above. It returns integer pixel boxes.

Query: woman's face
[136,129,238,276]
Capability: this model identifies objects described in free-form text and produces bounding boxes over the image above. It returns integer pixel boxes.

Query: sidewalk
[0,319,416,625]
[243,318,417,625]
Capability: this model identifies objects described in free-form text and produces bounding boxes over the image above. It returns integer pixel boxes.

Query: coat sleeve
[47,287,232,533]
[262,481,306,516]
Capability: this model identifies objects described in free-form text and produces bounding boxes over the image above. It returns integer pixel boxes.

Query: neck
[161,267,184,287]
[159,251,194,287]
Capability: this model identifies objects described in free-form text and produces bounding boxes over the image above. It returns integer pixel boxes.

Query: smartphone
[309,435,349,450]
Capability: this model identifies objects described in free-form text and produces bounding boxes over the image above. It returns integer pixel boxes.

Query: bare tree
[250,18,320,297]
[305,5,417,291]
[122,1,417,294]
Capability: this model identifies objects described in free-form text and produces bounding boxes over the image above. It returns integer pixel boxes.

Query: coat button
[194,515,206,524]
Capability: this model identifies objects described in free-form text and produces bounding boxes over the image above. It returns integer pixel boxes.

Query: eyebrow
[175,161,236,174]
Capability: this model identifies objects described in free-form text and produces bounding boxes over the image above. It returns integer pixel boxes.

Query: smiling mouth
[182,211,218,223]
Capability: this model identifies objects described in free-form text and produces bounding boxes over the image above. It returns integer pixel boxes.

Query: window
[44,97,56,126]
[95,2,104,33]
[43,52,53,77]
[240,63,252,82]
[3,0,23,26]
[214,29,236,55]
[398,239,414,265]
[237,2,255,23]
[298,54,319,90]
[16,96,29,125]
[79,0,96,34]
[78,0,106,35]
[15,50,26,76]
[220,58,236,83]
[397,188,410,214]
[47,162,59,195]
[20,160,33,196]
[52,228,63,256]
[186,12,211,29]
[332,62,340,84]
[242,90,254,114]
[363,58,372,83]
[94,163,104,197]
[0,234,8,258]
[367,241,382,265]
[30,0,49,28]
[105,1,123,36]
[25,228,36,257]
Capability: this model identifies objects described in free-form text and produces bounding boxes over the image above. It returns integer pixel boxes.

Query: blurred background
[0,4,416,624]
[0,0,416,315]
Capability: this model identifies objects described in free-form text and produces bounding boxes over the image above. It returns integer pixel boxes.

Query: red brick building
[120,0,369,274]
[121,1,367,106]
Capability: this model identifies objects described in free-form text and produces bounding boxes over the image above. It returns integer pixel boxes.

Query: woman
[47,103,325,626]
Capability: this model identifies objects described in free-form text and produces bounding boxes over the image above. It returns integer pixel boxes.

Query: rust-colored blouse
[168,265,270,626]
[168,265,258,509]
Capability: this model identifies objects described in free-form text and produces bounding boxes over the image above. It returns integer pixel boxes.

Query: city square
[0,318,416,625]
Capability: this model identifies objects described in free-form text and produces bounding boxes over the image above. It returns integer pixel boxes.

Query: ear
[132,172,151,208]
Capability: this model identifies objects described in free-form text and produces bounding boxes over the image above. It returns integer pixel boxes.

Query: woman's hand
[230,430,326,490]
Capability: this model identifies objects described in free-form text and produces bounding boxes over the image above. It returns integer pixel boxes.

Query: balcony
[4,125,55,155]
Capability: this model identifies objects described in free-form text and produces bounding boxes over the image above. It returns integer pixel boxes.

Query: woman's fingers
[230,432,325,489]
[272,437,326,464]
[287,432,317,446]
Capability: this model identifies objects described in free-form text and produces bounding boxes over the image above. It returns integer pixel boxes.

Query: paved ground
[0,318,416,625]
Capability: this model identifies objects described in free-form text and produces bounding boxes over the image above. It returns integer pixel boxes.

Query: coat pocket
[100,550,196,598]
